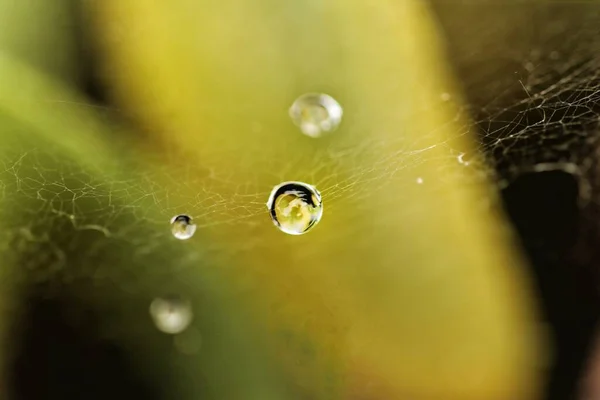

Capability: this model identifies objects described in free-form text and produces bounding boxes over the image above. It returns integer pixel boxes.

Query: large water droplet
[170,214,196,240]
[289,93,342,138]
[266,181,323,235]
[149,296,193,334]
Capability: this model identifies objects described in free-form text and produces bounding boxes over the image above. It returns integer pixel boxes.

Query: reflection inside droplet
[149,296,193,334]
[170,214,196,240]
[267,181,323,235]
[289,93,343,138]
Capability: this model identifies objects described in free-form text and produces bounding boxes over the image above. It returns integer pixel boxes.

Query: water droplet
[289,93,342,138]
[266,181,323,235]
[440,92,451,102]
[457,153,470,166]
[149,296,193,334]
[170,214,196,240]
[416,177,424,184]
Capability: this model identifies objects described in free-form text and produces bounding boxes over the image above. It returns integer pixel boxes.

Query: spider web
[0,1,598,399]
[432,1,600,187]
[430,1,600,399]
[0,3,596,267]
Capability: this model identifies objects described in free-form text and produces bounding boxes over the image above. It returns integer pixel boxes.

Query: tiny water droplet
[150,296,193,334]
[170,214,196,240]
[457,153,470,166]
[289,93,342,138]
[416,177,424,184]
[440,92,451,102]
[266,181,323,235]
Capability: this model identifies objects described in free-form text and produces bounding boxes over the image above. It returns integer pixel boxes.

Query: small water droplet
[440,92,451,102]
[289,93,342,138]
[170,214,196,240]
[416,177,424,184]
[149,296,193,334]
[266,181,323,235]
[457,153,470,166]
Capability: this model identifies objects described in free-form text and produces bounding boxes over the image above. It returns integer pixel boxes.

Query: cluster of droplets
[264,93,340,234]
[153,94,339,334]
[165,92,339,242]
[148,218,197,337]
[152,220,196,336]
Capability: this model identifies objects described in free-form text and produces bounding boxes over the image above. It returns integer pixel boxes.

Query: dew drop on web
[170,214,196,240]
[289,93,343,138]
[149,295,193,334]
[266,181,323,235]
[457,152,470,166]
